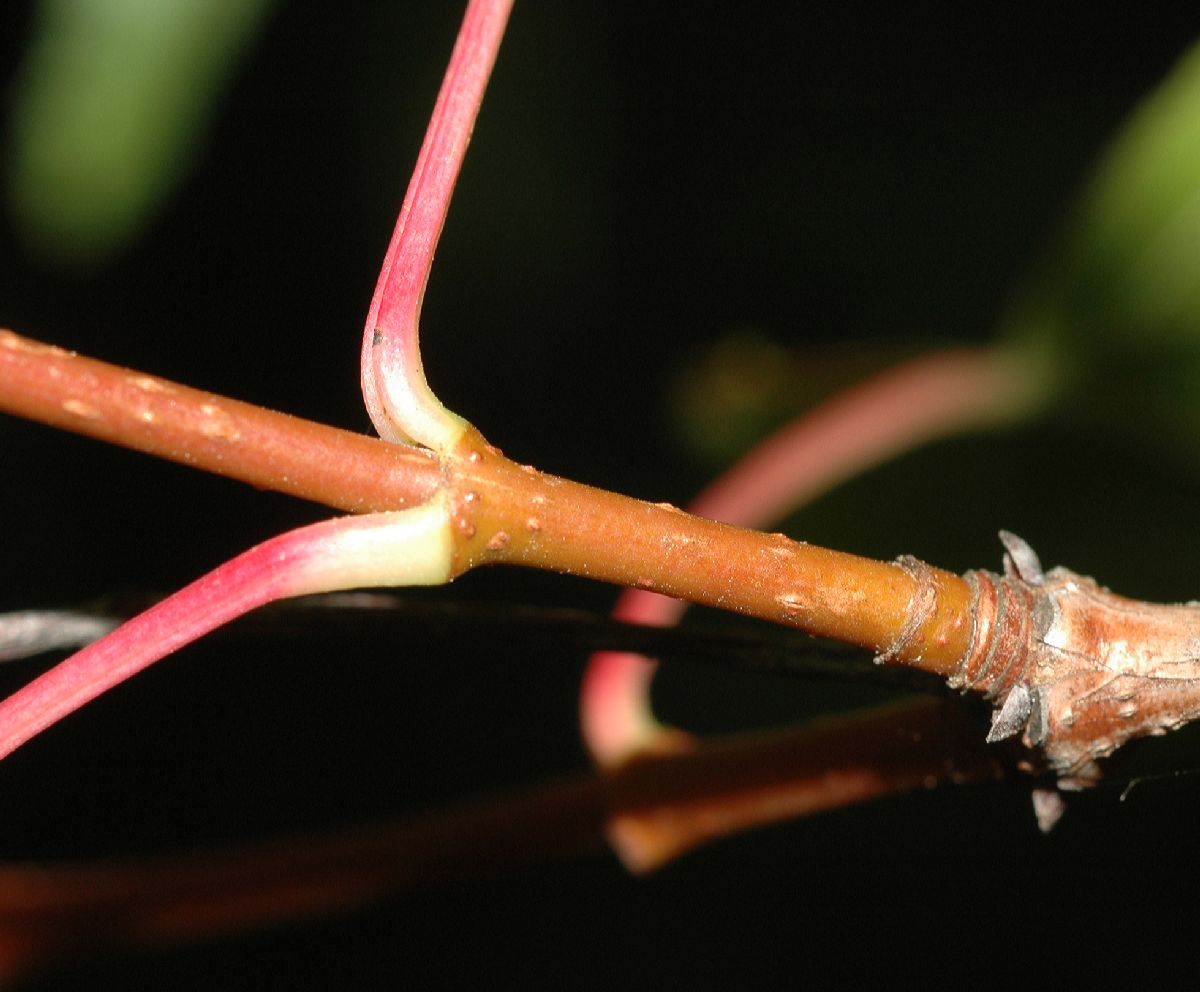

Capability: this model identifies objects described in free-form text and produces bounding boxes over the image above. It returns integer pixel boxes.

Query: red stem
[0,508,452,761]
[360,0,514,448]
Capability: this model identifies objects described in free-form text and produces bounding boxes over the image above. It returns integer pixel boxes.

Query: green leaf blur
[6,0,274,267]
[1003,37,1200,458]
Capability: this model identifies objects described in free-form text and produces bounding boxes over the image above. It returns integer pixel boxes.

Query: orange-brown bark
[448,429,975,675]
[0,330,441,513]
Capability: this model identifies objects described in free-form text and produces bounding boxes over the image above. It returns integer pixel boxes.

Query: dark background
[3,2,1200,987]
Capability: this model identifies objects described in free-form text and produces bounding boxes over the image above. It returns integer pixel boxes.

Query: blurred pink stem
[581,345,1046,766]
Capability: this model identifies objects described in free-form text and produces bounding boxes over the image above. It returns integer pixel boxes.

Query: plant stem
[580,344,1047,764]
[0,329,440,512]
[447,428,975,674]
[8,327,1196,797]
[0,503,454,761]
[361,0,514,450]
[0,329,998,766]
[0,328,983,764]
[0,329,975,679]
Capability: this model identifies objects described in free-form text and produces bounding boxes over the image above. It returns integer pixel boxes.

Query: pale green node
[7,0,275,266]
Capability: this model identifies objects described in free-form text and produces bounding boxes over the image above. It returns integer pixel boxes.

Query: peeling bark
[959,535,1200,788]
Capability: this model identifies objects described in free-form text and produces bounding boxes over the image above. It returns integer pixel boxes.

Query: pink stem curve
[360,0,514,450]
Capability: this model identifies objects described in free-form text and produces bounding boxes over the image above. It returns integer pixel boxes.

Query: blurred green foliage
[6,0,273,266]
[1001,37,1200,459]
[674,34,1200,471]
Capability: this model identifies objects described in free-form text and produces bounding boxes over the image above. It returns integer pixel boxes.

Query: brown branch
[0,697,999,983]
[0,330,441,513]
[448,429,974,675]
[8,329,1200,799]
[0,329,975,675]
